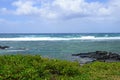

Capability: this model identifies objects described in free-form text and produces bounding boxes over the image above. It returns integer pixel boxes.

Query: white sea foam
[81,36,95,39]
[0,36,120,41]
[5,50,25,52]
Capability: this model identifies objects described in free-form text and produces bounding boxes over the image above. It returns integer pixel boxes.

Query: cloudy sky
[0,0,120,33]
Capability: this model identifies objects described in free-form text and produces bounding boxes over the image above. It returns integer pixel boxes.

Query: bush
[0,54,81,80]
[0,55,120,80]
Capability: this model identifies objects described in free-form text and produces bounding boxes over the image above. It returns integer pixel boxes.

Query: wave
[5,50,25,52]
[0,36,120,41]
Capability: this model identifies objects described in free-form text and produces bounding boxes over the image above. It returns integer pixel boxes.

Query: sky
[0,0,120,33]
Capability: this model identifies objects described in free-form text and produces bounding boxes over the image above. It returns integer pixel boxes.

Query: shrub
[0,54,120,80]
[0,54,81,80]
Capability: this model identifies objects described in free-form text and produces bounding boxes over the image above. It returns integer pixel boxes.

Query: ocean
[0,33,120,62]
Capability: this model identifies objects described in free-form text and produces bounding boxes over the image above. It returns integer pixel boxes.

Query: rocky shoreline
[0,45,120,64]
[72,51,120,64]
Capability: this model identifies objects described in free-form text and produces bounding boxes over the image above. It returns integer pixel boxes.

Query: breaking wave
[0,36,120,41]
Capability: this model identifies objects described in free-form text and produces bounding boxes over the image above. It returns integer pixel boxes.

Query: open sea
[0,33,120,62]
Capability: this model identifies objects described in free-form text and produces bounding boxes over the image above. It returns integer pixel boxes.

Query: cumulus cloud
[10,0,120,20]
[12,0,40,15]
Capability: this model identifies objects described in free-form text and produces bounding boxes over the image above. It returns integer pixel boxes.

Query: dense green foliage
[0,55,120,80]
[0,55,81,80]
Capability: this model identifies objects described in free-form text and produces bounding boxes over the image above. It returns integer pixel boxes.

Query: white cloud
[10,0,120,20]
[12,0,40,15]
[53,0,83,12]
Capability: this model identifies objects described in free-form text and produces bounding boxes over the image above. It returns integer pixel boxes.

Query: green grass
[0,54,120,80]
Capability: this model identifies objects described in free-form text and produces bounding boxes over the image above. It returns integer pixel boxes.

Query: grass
[0,54,120,80]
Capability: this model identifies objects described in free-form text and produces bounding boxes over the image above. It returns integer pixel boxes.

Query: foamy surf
[5,50,26,52]
[0,36,120,41]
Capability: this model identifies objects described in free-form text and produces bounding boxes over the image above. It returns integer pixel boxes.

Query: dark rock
[0,46,9,49]
[72,51,120,63]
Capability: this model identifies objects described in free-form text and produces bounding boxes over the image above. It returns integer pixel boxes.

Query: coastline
[0,33,120,79]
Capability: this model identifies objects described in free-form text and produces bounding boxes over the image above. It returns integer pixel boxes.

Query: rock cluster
[0,46,9,49]
[72,51,120,62]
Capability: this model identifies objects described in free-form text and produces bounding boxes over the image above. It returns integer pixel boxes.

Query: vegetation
[0,55,120,80]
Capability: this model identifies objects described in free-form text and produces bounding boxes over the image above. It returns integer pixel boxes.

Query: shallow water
[0,33,120,62]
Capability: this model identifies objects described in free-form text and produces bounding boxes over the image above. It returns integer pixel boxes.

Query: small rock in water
[0,46,10,49]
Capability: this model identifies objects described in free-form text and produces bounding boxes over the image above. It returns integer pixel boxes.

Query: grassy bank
[0,55,120,80]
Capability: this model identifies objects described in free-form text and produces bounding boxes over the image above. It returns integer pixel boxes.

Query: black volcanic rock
[0,46,9,49]
[72,51,120,62]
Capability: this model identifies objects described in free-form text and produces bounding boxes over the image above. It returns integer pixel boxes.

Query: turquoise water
[0,33,120,61]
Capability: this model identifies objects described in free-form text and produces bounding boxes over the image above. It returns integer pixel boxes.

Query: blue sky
[0,0,120,33]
